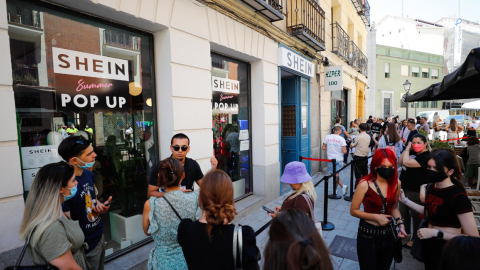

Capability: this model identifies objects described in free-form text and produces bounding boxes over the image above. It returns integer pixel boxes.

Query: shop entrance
[280,70,310,175]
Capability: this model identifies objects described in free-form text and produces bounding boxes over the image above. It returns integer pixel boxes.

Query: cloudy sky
[369,0,480,25]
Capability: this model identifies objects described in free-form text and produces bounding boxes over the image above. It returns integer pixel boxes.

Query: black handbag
[373,182,403,263]
[4,228,59,270]
[410,184,432,262]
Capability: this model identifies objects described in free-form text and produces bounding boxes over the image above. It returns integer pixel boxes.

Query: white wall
[376,16,444,55]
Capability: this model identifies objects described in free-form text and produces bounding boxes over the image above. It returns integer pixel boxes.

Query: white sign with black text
[23,168,40,191]
[21,145,62,170]
[277,47,314,78]
[324,65,343,91]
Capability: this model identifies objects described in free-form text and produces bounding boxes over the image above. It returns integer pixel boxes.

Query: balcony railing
[7,3,41,29]
[13,67,39,86]
[103,30,140,51]
[332,22,349,62]
[351,0,370,27]
[349,41,368,75]
[358,50,368,75]
[240,0,284,22]
[286,0,326,51]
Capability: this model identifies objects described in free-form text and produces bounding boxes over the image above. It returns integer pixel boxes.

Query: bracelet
[395,217,404,222]
[403,198,409,204]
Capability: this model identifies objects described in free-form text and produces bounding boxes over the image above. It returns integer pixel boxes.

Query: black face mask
[376,167,395,179]
[427,170,446,183]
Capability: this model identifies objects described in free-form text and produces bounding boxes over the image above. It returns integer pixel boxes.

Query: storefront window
[9,0,157,256]
[331,90,348,126]
[211,53,252,200]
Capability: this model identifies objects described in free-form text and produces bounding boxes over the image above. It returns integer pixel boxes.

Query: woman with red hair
[350,149,407,270]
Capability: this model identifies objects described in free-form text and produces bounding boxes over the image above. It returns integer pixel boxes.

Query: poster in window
[52,47,130,113]
[212,76,239,114]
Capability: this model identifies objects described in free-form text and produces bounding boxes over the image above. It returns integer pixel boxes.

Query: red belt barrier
[440,136,468,142]
[300,157,333,162]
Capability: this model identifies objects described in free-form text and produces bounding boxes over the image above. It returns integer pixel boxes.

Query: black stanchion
[322,175,335,231]
[328,159,342,200]
[344,159,354,201]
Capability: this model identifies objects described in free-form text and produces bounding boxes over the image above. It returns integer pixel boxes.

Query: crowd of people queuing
[15,113,480,270]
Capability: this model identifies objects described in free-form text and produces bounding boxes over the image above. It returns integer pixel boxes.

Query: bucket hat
[280,161,311,184]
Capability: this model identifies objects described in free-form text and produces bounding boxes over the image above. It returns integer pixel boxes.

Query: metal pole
[322,175,335,231]
[344,158,354,201]
[328,159,342,199]
[406,101,409,119]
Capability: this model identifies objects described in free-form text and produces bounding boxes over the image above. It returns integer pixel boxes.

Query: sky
[369,0,480,25]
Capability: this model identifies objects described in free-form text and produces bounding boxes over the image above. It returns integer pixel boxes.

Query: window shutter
[401,65,408,76]
[432,69,439,76]
[385,63,390,73]
[422,68,429,73]
[412,66,419,73]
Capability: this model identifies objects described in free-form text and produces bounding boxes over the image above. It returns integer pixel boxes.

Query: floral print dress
[147,190,200,270]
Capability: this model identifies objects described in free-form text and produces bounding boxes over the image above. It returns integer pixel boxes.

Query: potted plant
[97,142,148,246]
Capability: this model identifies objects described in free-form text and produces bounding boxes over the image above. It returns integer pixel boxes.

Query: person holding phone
[268,162,317,221]
[58,136,112,270]
[147,133,218,198]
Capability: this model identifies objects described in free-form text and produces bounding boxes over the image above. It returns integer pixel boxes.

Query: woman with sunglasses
[399,148,479,270]
[19,162,87,270]
[350,149,407,270]
[398,133,431,249]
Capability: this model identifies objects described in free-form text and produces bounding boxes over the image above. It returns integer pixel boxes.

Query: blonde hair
[433,115,440,122]
[290,181,317,201]
[19,162,74,246]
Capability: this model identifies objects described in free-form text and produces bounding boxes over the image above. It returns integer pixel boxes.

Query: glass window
[9,0,157,256]
[431,101,438,108]
[211,53,251,200]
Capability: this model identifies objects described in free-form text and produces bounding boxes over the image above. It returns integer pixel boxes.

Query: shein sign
[277,47,314,78]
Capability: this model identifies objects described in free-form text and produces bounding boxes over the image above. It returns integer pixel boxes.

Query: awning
[462,100,480,109]
[405,47,480,102]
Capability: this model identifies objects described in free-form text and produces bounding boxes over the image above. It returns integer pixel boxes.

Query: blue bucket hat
[280,161,311,184]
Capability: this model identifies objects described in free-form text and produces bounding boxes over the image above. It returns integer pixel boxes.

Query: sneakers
[342,185,349,196]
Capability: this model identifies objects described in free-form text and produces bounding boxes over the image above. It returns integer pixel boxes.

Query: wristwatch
[437,230,444,240]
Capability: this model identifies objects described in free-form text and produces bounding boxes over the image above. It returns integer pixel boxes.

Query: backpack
[384,135,398,158]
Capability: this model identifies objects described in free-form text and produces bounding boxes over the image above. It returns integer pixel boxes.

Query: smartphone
[104,202,110,207]
[262,206,275,214]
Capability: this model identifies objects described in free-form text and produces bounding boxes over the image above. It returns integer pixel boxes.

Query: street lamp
[403,80,411,119]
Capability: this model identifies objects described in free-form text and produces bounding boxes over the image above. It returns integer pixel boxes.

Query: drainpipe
[331,8,334,52]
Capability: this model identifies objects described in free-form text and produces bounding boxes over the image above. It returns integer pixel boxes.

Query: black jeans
[422,238,446,270]
[357,220,394,270]
[353,156,369,187]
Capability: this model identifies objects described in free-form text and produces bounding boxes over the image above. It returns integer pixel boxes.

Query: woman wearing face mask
[269,162,317,221]
[398,134,431,248]
[399,148,479,270]
[350,149,407,270]
[19,162,87,270]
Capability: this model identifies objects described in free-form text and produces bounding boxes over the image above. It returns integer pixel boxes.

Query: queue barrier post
[328,159,342,200]
[322,175,335,231]
[344,158,354,202]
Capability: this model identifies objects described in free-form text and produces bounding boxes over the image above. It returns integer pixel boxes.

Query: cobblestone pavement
[235,172,424,270]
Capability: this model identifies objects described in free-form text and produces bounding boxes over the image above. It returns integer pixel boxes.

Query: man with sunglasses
[58,135,112,270]
[147,133,218,198]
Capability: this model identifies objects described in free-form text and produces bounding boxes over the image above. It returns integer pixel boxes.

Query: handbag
[373,182,403,263]
[233,224,243,270]
[410,184,432,262]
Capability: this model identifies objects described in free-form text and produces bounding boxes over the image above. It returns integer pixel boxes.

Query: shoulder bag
[233,224,243,270]
[298,194,323,237]
[373,182,403,263]
[4,219,75,270]
[410,183,432,262]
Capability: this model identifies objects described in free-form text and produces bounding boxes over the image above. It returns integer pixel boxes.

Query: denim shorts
[328,161,344,173]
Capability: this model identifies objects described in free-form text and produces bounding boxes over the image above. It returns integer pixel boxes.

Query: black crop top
[426,185,472,228]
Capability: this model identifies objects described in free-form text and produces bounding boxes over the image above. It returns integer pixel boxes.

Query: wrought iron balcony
[286,0,326,51]
[332,22,350,62]
[240,0,284,22]
[103,30,140,51]
[349,41,368,75]
[351,0,370,27]
[7,3,41,29]
[13,66,39,86]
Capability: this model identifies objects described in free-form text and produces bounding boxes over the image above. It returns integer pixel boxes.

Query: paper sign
[22,168,40,191]
[240,140,250,151]
[21,145,62,169]
[302,120,307,128]
[238,130,249,140]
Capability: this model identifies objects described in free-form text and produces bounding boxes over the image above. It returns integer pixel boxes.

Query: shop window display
[211,53,252,200]
[9,0,157,257]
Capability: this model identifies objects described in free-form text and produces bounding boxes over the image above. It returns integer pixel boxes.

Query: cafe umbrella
[405,48,480,102]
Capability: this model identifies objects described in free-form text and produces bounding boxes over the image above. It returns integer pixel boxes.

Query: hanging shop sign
[277,47,314,78]
[453,18,463,67]
[212,76,239,114]
[324,65,343,91]
[52,47,130,113]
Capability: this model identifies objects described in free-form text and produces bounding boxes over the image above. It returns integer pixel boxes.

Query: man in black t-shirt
[371,118,384,139]
[147,133,218,198]
[366,115,373,124]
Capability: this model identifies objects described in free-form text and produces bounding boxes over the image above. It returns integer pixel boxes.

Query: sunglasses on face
[172,145,189,151]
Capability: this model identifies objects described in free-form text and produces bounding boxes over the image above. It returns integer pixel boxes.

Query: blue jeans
[328,161,344,174]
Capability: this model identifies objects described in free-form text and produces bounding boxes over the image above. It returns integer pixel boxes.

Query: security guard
[66,124,78,135]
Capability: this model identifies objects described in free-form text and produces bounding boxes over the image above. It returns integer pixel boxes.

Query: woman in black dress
[178,170,259,270]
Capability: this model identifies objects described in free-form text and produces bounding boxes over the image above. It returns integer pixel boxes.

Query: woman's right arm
[350,181,390,225]
[444,124,450,131]
[49,250,83,270]
[399,189,424,214]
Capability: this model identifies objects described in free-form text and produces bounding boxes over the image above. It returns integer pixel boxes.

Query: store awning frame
[405,47,480,102]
